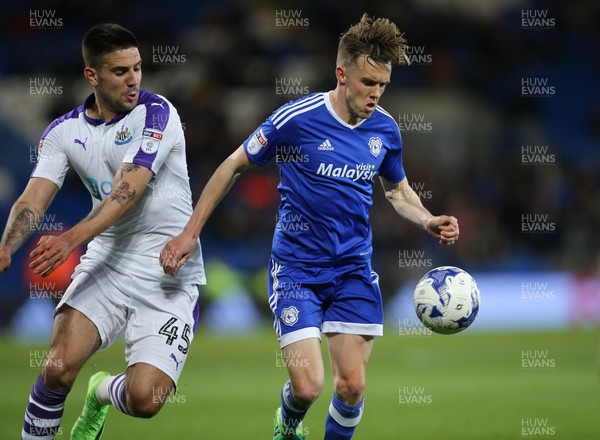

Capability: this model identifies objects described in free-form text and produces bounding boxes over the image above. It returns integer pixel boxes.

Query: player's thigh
[56,262,128,351]
[125,281,200,387]
[43,306,101,388]
[283,338,324,381]
[283,337,325,401]
[326,333,374,374]
[44,262,120,387]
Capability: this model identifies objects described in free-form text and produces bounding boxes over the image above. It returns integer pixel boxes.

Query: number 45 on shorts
[158,317,191,354]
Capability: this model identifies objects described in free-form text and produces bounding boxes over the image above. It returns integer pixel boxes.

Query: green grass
[2,327,597,439]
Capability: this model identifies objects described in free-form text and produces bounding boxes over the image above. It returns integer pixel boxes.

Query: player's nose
[370,86,383,99]
[125,68,140,86]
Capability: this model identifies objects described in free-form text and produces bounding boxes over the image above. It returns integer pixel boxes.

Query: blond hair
[337,13,409,67]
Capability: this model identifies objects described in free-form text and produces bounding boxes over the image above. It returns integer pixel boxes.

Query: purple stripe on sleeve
[129,91,171,170]
[139,90,171,130]
[131,150,158,170]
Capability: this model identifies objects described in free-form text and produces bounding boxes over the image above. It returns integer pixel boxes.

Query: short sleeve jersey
[243,92,405,267]
[32,90,205,285]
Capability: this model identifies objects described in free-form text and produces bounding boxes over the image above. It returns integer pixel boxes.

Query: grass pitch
[1,327,597,439]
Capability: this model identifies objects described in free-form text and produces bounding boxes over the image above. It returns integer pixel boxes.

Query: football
[413,266,480,334]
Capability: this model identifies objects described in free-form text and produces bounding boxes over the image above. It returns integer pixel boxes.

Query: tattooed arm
[30,163,153,277]
[0,178,59,276]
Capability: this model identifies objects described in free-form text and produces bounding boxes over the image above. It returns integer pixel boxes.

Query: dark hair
[82,23,139,68]
[337,13,408,67]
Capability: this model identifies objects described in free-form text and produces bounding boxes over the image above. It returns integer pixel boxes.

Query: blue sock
[22,374,69,439]
[280,380,311,431]
[324,393,364,440]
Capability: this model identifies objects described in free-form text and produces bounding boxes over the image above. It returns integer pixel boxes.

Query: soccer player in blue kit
[161,14,459,439]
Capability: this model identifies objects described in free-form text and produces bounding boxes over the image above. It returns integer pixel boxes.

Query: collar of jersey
[82,93,129,126]
[324,91,369,130]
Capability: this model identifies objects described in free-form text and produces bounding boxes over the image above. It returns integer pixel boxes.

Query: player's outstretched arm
[0,178,59,276]
[29,163,153,277]
[380,177,459,246]
[160,145,255,275]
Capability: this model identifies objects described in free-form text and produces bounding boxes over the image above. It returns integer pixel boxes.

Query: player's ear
[83,67,98,86]
[336,65,346,86]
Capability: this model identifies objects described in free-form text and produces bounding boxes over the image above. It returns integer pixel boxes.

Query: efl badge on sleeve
[141,129,163,154]
[247,129,268,155]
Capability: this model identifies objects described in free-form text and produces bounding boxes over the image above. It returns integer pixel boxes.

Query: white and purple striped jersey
[243,92,405,267]
[32,90,205,285]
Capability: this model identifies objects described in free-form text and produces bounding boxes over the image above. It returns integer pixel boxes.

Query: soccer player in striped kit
[161,14,459,439]
[0,24,205,439]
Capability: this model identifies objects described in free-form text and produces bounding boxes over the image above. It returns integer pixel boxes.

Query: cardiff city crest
[368,136,382,157]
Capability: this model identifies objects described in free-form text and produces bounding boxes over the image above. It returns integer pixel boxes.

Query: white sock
[95,376,112,405]
[95,373,129,414]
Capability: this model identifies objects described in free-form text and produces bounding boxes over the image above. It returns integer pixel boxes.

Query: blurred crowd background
[0,0,598,336]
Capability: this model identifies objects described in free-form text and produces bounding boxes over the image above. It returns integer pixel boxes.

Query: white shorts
[56,261,200,385]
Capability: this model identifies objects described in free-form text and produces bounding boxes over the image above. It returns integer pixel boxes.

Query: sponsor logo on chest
[316,162,377,182]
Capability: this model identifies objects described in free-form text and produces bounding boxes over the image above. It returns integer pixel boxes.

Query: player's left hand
[29,235,73,277]
[160,231,197,276]
[425,215,459,246]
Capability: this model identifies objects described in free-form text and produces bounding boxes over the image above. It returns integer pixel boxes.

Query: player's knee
[125,387,164,419]
[292,377,323,405]
[41,355,78,390]
[334,376,365,404]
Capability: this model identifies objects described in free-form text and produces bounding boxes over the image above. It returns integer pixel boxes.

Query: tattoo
[109,164,140,207]
[121,164,141,174]
[110,181,137,206]
[0,203,41,253]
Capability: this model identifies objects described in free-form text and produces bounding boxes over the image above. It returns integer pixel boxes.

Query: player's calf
[120,363,175,418]
[124,380,173,418]
[41,352,82,391]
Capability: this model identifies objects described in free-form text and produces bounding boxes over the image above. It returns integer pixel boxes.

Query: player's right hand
[425,215,459,246]
[0,246,12,276]
[160,232,197,276]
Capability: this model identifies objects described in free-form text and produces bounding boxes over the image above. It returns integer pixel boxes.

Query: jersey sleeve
[30,124,69,189]
[379,124,406,184]
[122,97,182,175]
[243,117,287,166]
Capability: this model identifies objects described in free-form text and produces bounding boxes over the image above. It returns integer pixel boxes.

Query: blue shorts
[268,259,384,348]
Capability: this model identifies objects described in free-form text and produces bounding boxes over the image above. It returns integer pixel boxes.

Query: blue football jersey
[243,92,405,267]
